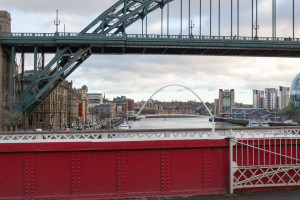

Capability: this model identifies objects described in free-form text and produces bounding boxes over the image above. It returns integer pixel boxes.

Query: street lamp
[92,102,94,126]
[59,103,62,130]
[22,103,26,131]
[189,20,195,36]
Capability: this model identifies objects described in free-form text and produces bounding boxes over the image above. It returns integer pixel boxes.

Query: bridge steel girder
[2,34,300,57]
[17,47,91,114]
[81,0,174,35]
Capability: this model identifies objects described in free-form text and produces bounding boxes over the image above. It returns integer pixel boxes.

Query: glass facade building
[223,90,231,113]
[290,73,300,108]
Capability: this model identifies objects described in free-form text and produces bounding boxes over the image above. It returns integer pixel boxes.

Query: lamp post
[189,20,195,36]
[126,100,128,122]
[54,9,60,33]
[92,103,94,125]
[22,103,26,131]
[59,103,62,130]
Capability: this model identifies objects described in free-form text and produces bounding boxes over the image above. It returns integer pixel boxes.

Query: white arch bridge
[136,84,216,133]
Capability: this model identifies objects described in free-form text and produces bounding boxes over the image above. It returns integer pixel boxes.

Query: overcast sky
[2,0,300,104]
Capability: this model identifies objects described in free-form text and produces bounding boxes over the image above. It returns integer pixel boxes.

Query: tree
[0,90,22,131]
[277,106,300,123]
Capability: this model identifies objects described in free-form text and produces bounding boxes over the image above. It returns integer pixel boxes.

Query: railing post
[210,117,216,138]
[164,131,170,138]
[36,134,43,140]
[229,137,234,194]
[102,133,108,139]
[212,117,215,135]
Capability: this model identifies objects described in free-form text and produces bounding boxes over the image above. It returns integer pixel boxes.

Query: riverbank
[210,117,248,126]
[129,117,243,130]
[145,115,200,118]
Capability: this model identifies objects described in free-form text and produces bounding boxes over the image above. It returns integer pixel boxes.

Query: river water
[128,117,243,130]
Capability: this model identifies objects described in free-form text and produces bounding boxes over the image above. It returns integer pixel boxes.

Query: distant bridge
[141,114,208,118]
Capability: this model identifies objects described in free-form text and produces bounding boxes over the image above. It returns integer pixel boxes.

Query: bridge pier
[0,11,13,131]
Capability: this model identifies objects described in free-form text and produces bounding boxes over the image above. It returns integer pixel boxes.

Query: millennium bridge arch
[1,0,300,114]
[137,84,213,117]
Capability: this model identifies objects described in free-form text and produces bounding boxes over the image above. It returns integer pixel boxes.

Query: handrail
[1,32,300,42]
[0,127,299,143]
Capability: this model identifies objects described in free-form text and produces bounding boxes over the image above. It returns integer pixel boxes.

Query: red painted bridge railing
[0,127,299,199]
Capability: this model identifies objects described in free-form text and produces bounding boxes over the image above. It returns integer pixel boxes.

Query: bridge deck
[1,33,300,57]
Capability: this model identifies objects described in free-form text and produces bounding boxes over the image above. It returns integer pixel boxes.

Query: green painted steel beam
[1,34,300,56]
[81,0,174,35]
[17,47,91,114]
[10,46,15,105]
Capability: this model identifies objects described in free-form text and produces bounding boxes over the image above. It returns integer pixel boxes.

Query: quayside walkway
[0,127,300,199]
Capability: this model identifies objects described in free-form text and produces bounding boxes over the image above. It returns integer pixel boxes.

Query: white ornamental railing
[229,127,300,193]
[0,127,299,143]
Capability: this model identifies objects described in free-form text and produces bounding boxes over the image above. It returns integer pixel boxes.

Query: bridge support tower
[0,11,12,130]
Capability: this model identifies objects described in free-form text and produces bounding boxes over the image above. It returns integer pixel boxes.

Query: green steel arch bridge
[0,0,299,114]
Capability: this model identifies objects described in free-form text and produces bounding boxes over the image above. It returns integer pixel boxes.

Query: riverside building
[264,88,278,111]
[279,86,290,109]
[253,90,265,109]
[218,89,235,114]
[290,73,300,108]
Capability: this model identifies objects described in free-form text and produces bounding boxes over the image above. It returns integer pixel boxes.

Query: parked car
[47,125,52,131]
[63,128,70,131]
[77,125,83,130]
[33,128,42,132]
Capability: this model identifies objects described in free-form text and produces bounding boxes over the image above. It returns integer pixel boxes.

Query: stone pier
[0,11,12,130]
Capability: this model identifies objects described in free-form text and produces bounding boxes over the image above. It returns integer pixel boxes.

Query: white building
[253,90,264,109]
[88,93,103,106]
[265,88,278,111]
[278,86,290,110]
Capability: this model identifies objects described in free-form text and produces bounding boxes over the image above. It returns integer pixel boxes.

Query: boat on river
[247,119,259,127]
[119,123,130,130]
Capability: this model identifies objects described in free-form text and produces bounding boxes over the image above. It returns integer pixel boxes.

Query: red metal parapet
[0,139,229,199]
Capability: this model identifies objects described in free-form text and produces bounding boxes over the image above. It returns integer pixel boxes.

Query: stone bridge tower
[0,11,11,130]
[0,10,11,97]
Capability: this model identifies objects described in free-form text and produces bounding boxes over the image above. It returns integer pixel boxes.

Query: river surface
[128,117,243,130]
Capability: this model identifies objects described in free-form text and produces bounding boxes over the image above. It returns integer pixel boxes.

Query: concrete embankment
[210,117,248,126]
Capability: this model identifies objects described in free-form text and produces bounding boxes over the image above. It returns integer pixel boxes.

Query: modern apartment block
[213,99,220,115]
[279,86,290,109]
[265,88,278,111]
[253,90,265,109]
[88,93,103,105]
